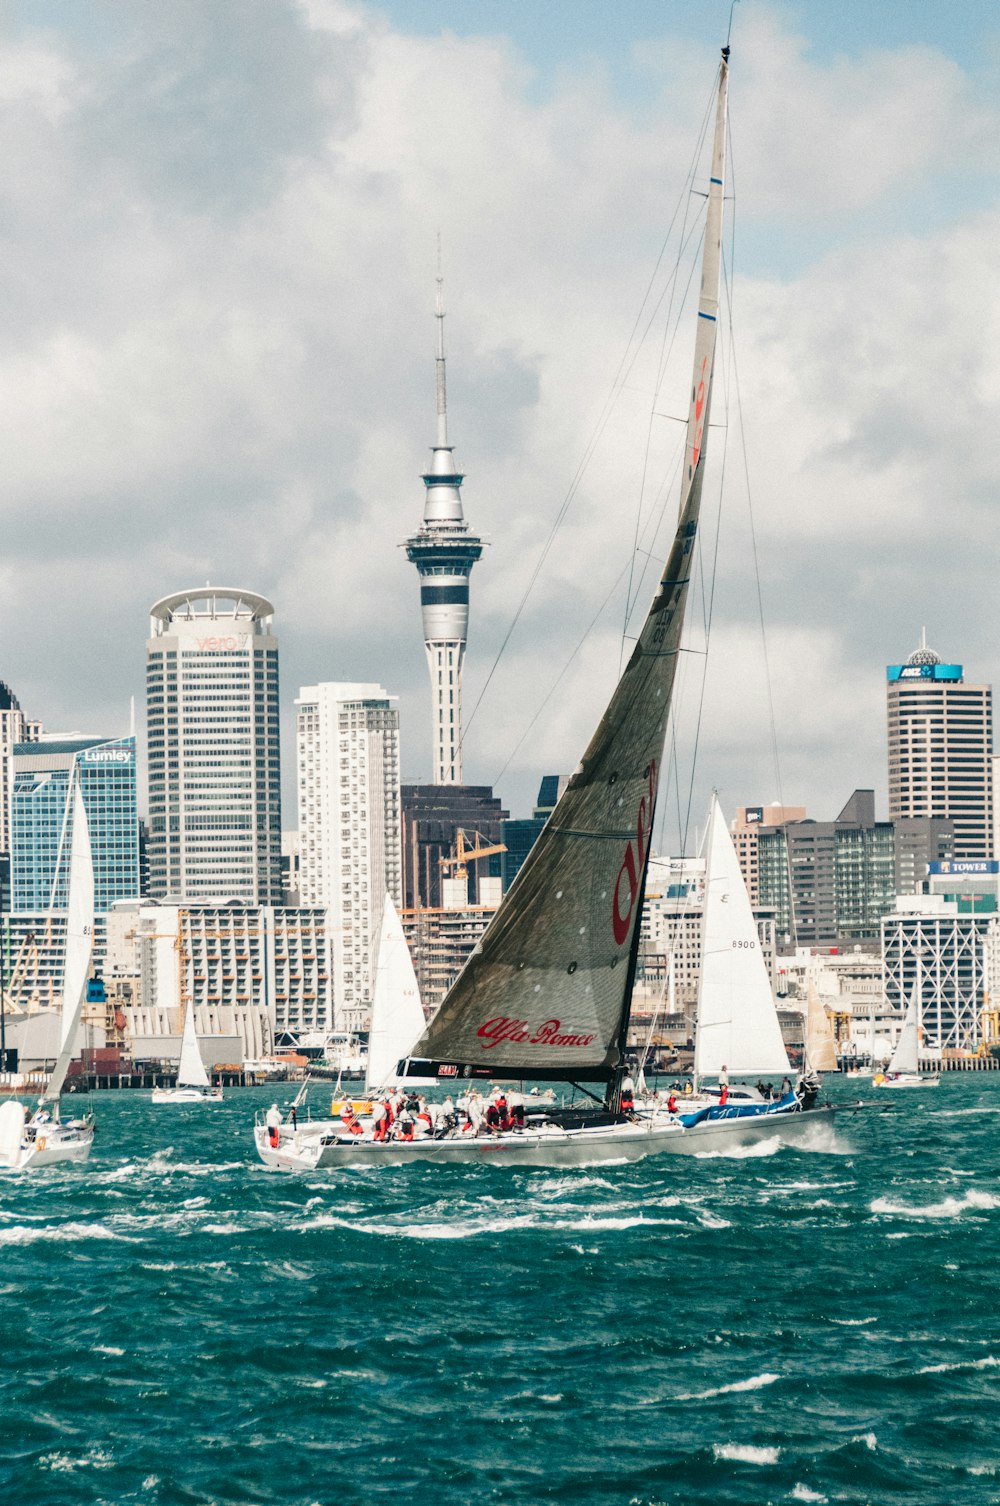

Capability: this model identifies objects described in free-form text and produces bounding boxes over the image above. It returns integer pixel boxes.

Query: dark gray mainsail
[404,51,730,1088]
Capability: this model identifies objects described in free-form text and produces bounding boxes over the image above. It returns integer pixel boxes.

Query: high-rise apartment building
[0,681,41,855]
[887,642,993,860]
[296,682,402,1033]
[400,783,508,909]
[146,589,282,903]
[404,272,483,784]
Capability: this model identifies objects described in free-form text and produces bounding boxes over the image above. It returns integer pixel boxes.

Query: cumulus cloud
[0,1,996,839]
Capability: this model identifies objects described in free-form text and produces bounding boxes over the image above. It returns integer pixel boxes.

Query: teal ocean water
[2,1077,999,1505]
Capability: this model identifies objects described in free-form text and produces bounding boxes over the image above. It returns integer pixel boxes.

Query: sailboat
[804,974,840,1075]
[658,794,811,1129]
[874,992,939,1089]
[365,895,428,1092]
[264,46,838,1170]
[0,775,96,1170]
[151,999,223,1103]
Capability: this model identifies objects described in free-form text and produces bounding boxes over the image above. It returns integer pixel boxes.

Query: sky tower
[404,266,483,784]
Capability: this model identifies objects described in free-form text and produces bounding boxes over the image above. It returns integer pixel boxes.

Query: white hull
[254,1106,836,1171]
[873,1073,939,1089]
[151,1086,224,1103]
[1,1120,95,1171]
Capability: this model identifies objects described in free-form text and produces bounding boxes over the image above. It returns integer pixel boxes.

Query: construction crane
[438,828,506,880]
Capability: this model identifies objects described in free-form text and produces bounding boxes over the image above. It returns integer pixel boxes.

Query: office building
[882,895,990,1055]
[732,804,806,906]
[499,774,570,891]
[400,783,508,910]
[146,588,282,904]
[887,641,992,860]
[4,734,139,1010]
[403,272,484,784]
[296,682,402,1033]
[0,681,41,856]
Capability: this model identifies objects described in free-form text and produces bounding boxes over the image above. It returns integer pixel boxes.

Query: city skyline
[0,4,997,842]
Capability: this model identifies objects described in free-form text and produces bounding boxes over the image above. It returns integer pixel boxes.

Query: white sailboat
[874,991,939,1089]
[0,775,96,1170]
[151,1000,223,1103]
[804,976,840,1075]
[256,45,840,1171]
[365,895,428,1092]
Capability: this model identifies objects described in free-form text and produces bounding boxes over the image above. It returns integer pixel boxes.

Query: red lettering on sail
[611,761,658,945]
[530,1019,596,1049]
[476,1017,530,1049]
[690,356,708,471]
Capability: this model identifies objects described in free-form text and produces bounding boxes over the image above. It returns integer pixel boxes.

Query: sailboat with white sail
[0,775,96,1170]
[261,46,840,1170]
[151,1000,223,1103]
[874,989,939,1089]
[255,894,429,1167]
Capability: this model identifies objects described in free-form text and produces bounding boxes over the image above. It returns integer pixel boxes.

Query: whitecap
[830,1317,876,1327]
[712,1443,779,1464]
[94,1345,125,1357]
[0,1220,128,1247]
[791,1485,827,1502]
[917,1355,1000,1376]
[676,1372,780,1402]
[871,1189,1000,1220]
[852,1432,877,1451]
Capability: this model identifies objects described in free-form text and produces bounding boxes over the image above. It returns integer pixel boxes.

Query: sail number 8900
[731,939,756,948]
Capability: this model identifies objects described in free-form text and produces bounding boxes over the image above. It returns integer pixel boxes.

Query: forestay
[693,795,790,1079]
[403,54,731,1085]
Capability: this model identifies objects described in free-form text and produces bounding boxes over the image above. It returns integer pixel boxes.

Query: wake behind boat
[257,45,842,1173]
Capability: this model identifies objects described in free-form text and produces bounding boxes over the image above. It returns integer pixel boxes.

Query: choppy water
[2,1077,1000,1505]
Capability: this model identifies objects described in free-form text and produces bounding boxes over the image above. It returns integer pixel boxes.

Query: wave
[0,1220,128,1247]
[676,1372,780,1402]
[916,1355,1000,1376]
[791,1486,828,1502]
[830,1316,876,1326]
[871,1188,1000,1219]
[712,1443,779,1464]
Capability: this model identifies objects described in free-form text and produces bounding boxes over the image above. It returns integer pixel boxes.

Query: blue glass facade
[10,736,139,914]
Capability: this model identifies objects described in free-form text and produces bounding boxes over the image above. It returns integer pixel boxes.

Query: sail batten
[404,52,731,1088]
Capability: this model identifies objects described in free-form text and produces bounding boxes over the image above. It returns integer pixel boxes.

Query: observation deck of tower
[404,270,484,785]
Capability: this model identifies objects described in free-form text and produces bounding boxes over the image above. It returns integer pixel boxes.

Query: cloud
[0,1,996,839]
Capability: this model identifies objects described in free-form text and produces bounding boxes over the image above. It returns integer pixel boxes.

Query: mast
[401,48,731,1092]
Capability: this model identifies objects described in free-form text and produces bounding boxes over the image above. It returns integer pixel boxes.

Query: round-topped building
[146,588,282,902]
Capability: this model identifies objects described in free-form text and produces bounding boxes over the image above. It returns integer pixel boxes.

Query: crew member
[340,1103,364,1136]
[266,1102,281,1150]
[620,1074,635,1113]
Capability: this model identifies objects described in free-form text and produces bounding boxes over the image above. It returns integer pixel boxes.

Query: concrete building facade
[146,588,282,904]
[296,682,402,1034]
[887,643,992,860]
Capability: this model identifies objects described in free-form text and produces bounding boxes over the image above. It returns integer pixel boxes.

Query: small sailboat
[266,46,839,1170]
[874,992,939,1089]
[365,895,429,1093]
[804,974,840,1075]
[658,795,816,1133]
[151,1001,223,1103]
[0,776,96,1170]
[255,894,428,1167]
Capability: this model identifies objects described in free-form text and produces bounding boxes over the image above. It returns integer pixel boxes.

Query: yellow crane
[438,829,507,881]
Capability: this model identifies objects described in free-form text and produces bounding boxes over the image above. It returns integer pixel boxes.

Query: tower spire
[403,255,485,785]
[435,232,448,449]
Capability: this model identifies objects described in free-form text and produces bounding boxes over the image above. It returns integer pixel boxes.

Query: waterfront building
[0,681,41,856]
[105,901,332,1061]
[403,270,483,785]
[738,791,952,950]
[296,682,402,1034]
[146,588,282,904]
[400,783,508,909]
[881,894,990,1055]
[400,901,497,1013]
[887,640,993,860]
[4,733,139,1012]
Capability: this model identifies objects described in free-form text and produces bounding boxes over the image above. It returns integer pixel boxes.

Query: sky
[1,0,999,856]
